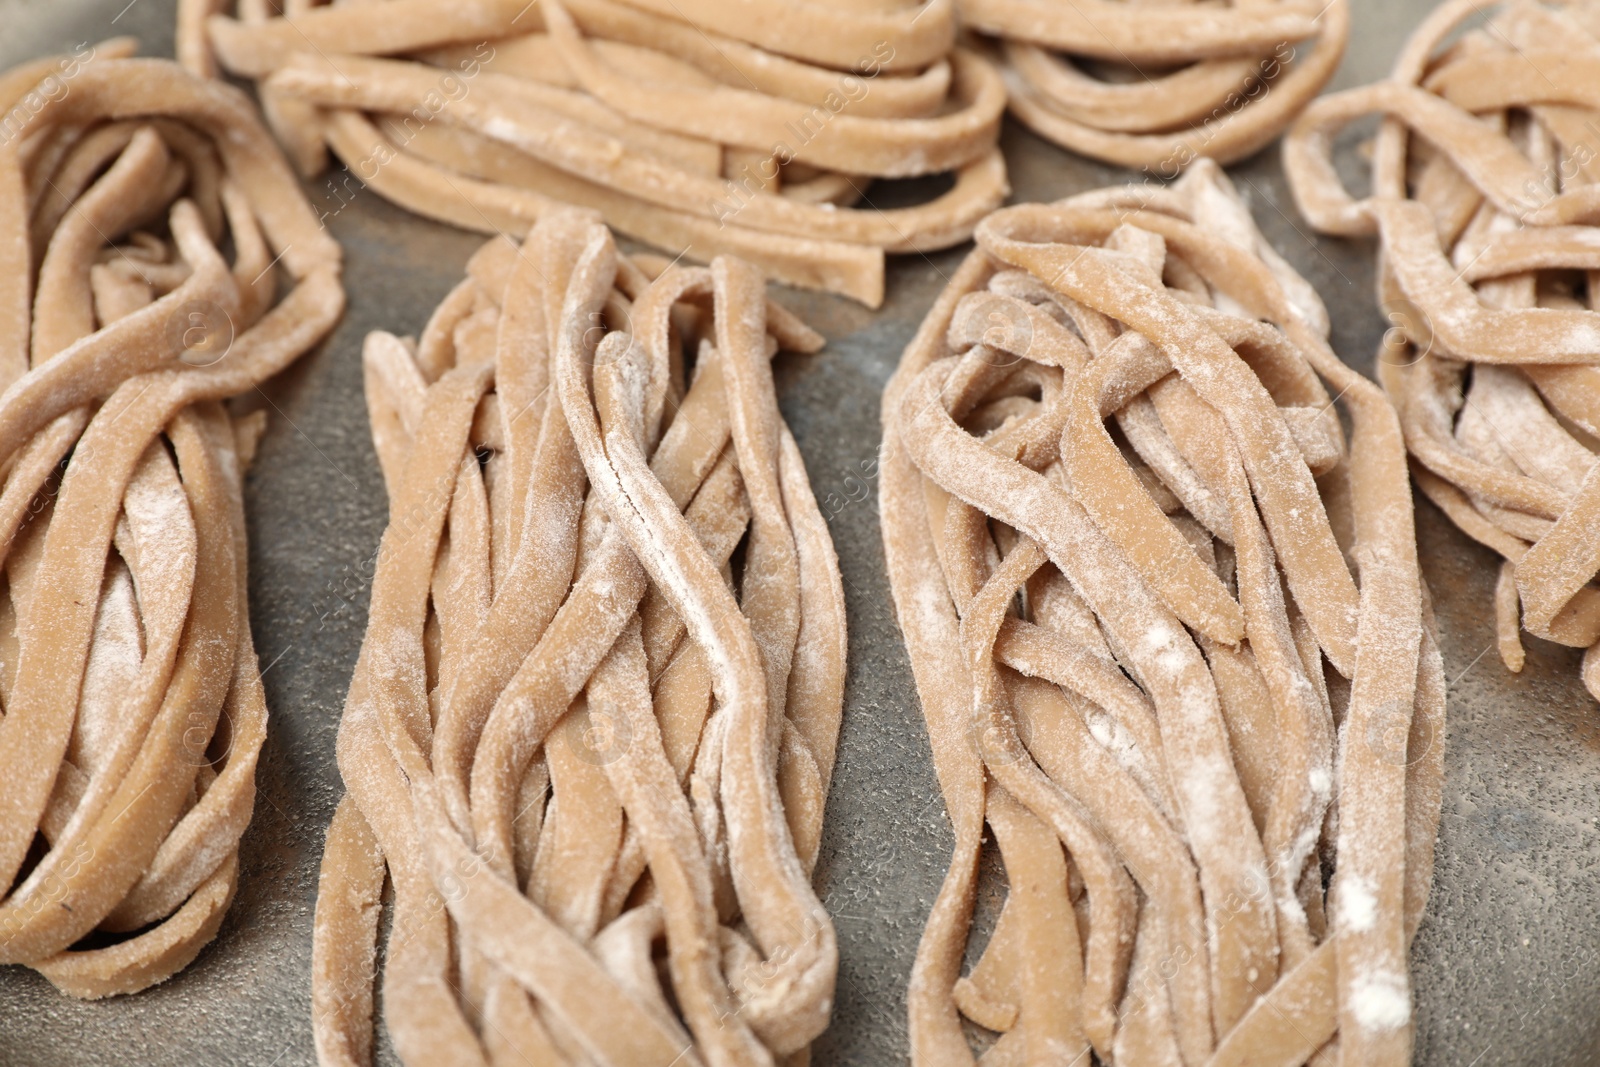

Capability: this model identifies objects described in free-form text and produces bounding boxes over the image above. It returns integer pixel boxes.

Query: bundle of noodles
[1285,0,1600,703]
[182,0,1009,308]
[879,160,1444,1066]
[958,0,1347,171]
[0,45,344,997]
[311,210,846,1067]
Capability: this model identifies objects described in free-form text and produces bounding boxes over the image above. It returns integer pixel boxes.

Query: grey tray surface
[2,0,1600,1063]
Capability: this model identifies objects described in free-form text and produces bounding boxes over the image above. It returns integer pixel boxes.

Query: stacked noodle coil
[312,210,848,1067]
[183,0,1010,308]
[0,43,344,997]
[1286,0,1600,701]
[959,0,1348,171]
[880,161,1444,1066]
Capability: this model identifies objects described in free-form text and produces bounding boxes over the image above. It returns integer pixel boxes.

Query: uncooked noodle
[0,44,344,997]
[960,0,1348,172]
[311,211,847,1067]
[1285,0,1600,702]
[880,161,1444,1066]
[183,0,1009,308]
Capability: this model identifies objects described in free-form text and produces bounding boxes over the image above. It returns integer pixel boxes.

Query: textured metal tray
[4,0,1600,1062]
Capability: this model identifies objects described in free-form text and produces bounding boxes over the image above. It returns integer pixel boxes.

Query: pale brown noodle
[181,0,1010,308]
[880,161,1444,1066]
[0,45,344,997]
[1285,0,1600,702]
[958,0,1348,171]
[311,212,847,1067]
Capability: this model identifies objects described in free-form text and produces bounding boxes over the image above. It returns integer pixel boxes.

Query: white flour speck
[1349,970,1410,1031]
[1341,875,1377,934]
